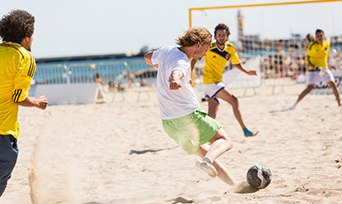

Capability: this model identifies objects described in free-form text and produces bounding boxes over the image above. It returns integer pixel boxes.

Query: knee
[307,85,315,90]
[231,95,239,107]
[222,134,233,151]
[208,112,216,118]
[328,81,337,89]
[226,140,233,151]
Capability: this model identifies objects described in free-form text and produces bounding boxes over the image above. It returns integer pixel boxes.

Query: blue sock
[243,128,254,137]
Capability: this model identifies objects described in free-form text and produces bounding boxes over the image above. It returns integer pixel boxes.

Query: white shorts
[307,69,335,85]
[202,82,225,102]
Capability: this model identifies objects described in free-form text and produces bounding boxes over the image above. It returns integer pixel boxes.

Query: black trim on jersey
[211,48,229,59]
[12,89,22,102]
[28,54,34,77]
[308,41,317,50]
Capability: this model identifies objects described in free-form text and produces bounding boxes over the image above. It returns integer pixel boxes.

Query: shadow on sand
[269,106,294,113]
[129,146,177,155]
[166,196,194,204]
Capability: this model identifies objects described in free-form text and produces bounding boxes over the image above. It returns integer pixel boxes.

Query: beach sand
[1,82,342,204]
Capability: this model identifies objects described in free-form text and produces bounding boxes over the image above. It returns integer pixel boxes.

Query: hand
[314,66,321,72]
[36,95,48,110]
[169,80,182,90]
[247,70,257,76]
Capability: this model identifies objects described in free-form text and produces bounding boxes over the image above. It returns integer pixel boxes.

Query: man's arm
[144,51,158,70]
[233,63,257,76]
[17,96,48,110]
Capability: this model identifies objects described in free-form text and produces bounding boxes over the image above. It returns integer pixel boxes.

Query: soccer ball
[246,164,272,189]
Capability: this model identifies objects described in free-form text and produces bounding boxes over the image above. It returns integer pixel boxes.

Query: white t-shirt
[152,46,199,119]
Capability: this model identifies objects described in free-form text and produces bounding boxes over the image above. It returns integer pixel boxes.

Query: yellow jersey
[203,41,241,84]
[306,41,330,70]
[0,42,36,138]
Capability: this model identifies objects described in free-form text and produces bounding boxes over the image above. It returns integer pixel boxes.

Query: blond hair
[176,27,212,47]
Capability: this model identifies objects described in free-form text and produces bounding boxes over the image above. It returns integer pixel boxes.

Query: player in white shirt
[144,27,236,186]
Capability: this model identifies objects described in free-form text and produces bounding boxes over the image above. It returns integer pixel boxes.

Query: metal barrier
[33,60,154,85]
[31,60,156,102]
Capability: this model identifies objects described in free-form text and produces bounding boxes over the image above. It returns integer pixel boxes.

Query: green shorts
[162,109,221,154]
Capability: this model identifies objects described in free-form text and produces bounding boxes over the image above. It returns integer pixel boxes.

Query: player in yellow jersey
[192,23,258,137]
[0,10,48,197]
[292,29,341,108]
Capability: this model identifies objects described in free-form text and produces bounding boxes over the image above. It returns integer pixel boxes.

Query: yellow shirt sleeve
[13,53,36,102]
[226,43,241,65]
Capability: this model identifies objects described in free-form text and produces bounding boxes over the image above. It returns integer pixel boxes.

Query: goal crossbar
[189,0,342,27]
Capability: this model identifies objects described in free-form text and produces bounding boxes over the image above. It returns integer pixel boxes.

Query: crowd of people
[192,33,342,81]
[261,35,341,80]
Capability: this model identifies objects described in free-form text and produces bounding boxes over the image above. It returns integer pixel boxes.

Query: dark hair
[0,10,35,43]
[315,29,324,35]
[214,23,230,37]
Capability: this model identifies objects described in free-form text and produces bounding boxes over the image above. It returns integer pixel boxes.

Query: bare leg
[292,84,314,108]
[206,130,232,161]
[328,81,341,106]
[196,145,236,186]
[207,97,219,119]
[216,89,247,129]
[195,128,235,185]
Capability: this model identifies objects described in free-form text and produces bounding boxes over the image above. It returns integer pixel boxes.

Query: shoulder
[2,42,33,62]
[154,46,170,53]
[209,42,217,49]
[308,41,317,50]
[152,46,171,59]
[324,41,330,47]
[225,41,235,48]
[225,41,237,52]
[161,47,190,66]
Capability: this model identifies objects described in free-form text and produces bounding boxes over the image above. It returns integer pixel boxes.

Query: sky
[1,0,342,58]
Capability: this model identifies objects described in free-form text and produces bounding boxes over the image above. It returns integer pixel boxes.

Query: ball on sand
[246,164,272,189]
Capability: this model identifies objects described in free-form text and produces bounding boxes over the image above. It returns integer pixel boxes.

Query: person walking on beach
[144,27,236,185]
[0,10,48,197]
[292,29,341,108]
[192,23,258,137]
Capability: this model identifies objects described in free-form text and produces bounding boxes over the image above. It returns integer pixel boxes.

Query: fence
[31,60,156,95]
[32,47,342,101]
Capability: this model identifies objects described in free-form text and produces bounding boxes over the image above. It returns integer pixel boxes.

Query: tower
[237,10,244,41]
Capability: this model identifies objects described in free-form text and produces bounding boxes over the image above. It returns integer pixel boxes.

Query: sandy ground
[1,81,342,204]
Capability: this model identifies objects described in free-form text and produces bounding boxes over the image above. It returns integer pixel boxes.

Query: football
[246,164,272,189]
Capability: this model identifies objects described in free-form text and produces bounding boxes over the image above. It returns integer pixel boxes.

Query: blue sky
[1,0,342,58]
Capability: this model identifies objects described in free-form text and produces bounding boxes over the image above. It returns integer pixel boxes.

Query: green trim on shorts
[162,109,221,154]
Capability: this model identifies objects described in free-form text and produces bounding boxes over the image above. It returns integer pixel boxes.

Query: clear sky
[1,0,342,58]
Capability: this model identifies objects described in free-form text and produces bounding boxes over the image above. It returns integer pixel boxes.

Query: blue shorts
[0,135,18,197]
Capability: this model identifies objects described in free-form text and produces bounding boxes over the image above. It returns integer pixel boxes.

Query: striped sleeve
[12,89,23,102]
[13,53,36,102]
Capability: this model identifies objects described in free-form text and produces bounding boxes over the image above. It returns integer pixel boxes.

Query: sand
[1,81,342,204]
